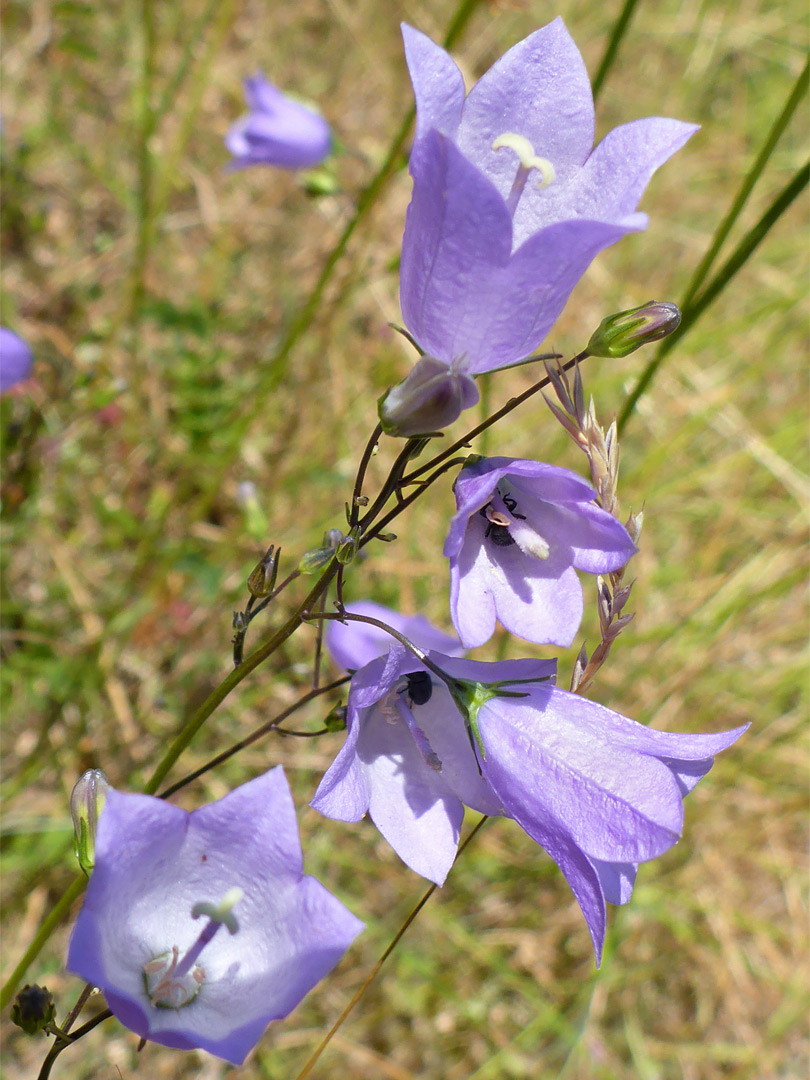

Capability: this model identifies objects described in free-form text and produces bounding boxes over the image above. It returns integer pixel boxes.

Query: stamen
[492,133,555,216]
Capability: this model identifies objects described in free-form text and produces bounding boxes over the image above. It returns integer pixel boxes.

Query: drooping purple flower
[399,19,698,374]
[444,456,637,649]
[0,327,33,393]
[326,599,463,673]
[468,681,748,962]
[311,645,556,884]
[67,767,362,1065]
[312,645,746,962]
[226,74,332,170]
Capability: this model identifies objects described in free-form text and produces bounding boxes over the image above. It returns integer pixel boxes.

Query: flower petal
[449,511,584,648]
[477,690,688,862]
[400,132,514,363]
[359,704,465,884]
[457,18,595,188]
[402,23,466,146]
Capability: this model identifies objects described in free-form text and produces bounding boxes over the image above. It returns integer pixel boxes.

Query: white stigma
[492,133,556,190]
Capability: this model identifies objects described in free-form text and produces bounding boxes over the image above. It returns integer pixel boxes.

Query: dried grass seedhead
[543,359,642,694]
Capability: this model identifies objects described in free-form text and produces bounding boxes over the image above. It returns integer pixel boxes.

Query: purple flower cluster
[313,607,745,963]
[61,19,744,1069]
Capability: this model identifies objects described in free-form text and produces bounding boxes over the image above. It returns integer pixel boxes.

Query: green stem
[143,559,341,794]
[147,0,221,140]
[200,0,482,483]
[680,56,809,311]
[618,159,809,432]
[591,0,641,103]
[130,0,157,325]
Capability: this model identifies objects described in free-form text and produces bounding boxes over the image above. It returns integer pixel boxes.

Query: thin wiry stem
[158,677,349,799]
[293,817,490,1080]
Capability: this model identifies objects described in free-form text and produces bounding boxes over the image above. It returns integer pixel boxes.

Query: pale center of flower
[492,133,556,216]
[143,887,243,1010]
[480,488,550,560]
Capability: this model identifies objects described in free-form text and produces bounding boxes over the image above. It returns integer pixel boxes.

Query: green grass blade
[618,159,810,432]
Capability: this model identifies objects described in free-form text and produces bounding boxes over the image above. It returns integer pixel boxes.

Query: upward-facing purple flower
[226,74,332,170]
[0,327,33,393]
[444,457,637,648]
[67,767,362,1065]
[399,19,698,374]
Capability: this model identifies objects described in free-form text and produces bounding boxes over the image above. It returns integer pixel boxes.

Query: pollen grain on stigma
[492,133,556,216]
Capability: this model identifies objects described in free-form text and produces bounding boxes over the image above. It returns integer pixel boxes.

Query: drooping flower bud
[70,769,110,876]
[378,356,479,438]
[586,301,681,358]
[11,984,56,1036]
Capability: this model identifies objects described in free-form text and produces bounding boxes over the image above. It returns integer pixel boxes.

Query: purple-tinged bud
[70,769,110,877]
[378,356,479,438]
[11,985,56,1036]
[587,302,681,358]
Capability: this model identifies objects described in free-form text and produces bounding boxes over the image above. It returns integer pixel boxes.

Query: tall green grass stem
[680,57,808,312]
[207,0,482,465]
[591,0,640,103]
[618,158,809,432]
[0,876,86,1012]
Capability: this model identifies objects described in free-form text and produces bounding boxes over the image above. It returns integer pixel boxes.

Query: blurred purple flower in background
[0,327,33,393]
[326,599,463,672]
[67,768,362,1065]
[226,74,332,170]
[399,19,698,374]
[445,457,637,648]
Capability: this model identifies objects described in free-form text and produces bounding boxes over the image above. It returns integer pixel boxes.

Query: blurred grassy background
[1,0,807,1077]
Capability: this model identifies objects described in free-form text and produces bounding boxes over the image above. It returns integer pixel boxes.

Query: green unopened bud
[323,704,347,732]
[247,545,278,598]
[587,301,681,358]
[335,526,361,565]
[299,546,336,574]
[11,984,56,1036]
[70,769,110,877]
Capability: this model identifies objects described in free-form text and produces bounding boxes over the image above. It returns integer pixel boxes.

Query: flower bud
[335,527,361,565]
[378,356,479,437]
[70,769,110,877]
[323,704,347,732]
[11,984,56,1036]
[299,545,336,574]
[247,546,278,598]
[587,301,681,358]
